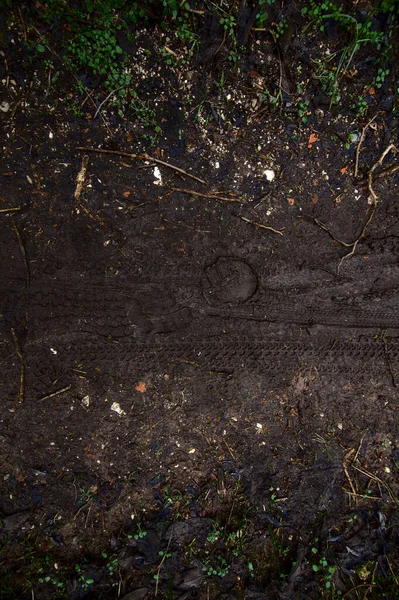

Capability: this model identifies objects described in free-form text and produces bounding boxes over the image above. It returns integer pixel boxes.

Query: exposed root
[314,143,398,270]
[171,187,241,203]
[354,113,379,178]
[239,215,284,236]
[77,146,208,185]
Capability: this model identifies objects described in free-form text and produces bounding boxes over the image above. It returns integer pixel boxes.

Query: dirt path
[1,8,399,600]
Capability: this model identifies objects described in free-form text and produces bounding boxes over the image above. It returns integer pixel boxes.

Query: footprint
[203,257,258,305]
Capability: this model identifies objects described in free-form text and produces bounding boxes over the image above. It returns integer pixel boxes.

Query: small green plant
[133,521,147,540]
[256,0,275,27]
[102,552,119,586]
[373,68,390,89]
[202,555,229,577]
[75,565,94,591]
[351,95,369,117]
[311,547,341,593]
[273,15,288,40]
[298,99,310,123]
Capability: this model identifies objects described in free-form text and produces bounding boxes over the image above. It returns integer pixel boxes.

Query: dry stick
[239,215,284,236]
[171,186,241,203]
[74,154,89,201]
[352,464,397,503]
[155,532,173,597]
[37,384,72,402]
[11,328,25,403]
[0,207,21,214]
[94,85,125,119]
[77,147,208,185]
[343,461,357,497]
[354,113,379,178]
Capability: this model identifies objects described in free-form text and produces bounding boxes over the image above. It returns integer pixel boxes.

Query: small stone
[111,402,126,416]
[264,169,275,181]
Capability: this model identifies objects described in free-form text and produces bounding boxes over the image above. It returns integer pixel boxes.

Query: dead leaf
[308,133,318,148]
[135,382,146,393]
[312,193,319,204]
[120,161,133,168]
[368,87,376,96]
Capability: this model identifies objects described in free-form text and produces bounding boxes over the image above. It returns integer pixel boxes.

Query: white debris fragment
[256,423,263,430]
[188,448,196,454]
[0,101,10,113]
[111,402,126,416]
[264,169,275,181]
[49,131,54,139]
[50,348,57,355]
[26,175,33,184]
[153,166,162,185]
[81,395,90,408]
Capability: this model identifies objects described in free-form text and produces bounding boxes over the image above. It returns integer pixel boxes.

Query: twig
[73,500,91,520]
[11,328,25,403]
[77,147,208,185]
[155,531,173,597]
[74,155,89,201]
[352,464,397,503]
[37,384,72,402]
[94,86,125,119]
[0,207,21,214]
[238,215,284,236]
[171,187,241,202]
[342,489,380,500]
[354,113,379,178]
[343,461,357,497]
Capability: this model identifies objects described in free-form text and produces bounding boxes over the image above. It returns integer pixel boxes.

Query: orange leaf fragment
[368,87,376,96]
[308,133,318,148]
[123,191,131,197]
[340,166,349,174]
[135,382,146,393]
[287,197,295,206]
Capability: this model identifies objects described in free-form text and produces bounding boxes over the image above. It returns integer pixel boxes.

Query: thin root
[171,187,242,203]
[239,216,284,236]
[77,146,208,185]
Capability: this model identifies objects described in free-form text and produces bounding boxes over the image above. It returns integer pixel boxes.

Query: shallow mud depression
[1,6,399,598]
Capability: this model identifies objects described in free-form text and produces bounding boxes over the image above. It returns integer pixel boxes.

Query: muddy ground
[1,4,399,599]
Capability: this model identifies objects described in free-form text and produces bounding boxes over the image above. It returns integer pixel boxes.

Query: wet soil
[1,5,399,600]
